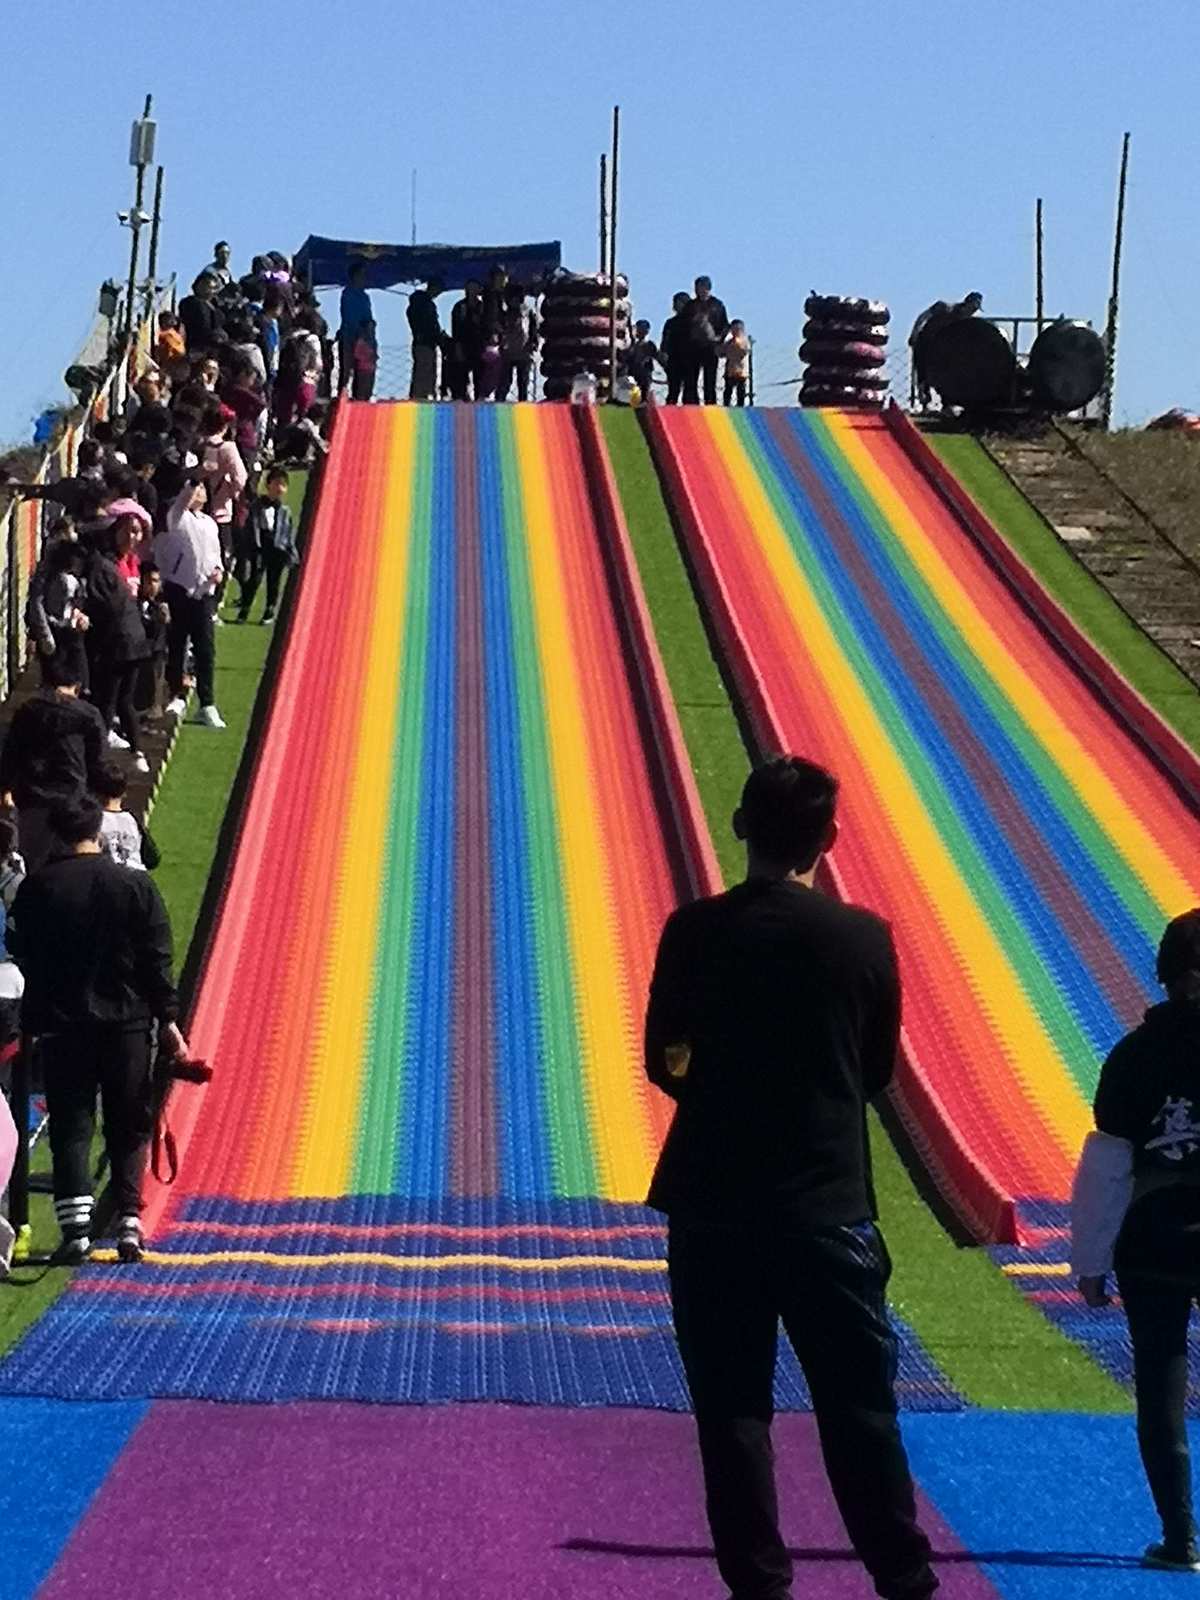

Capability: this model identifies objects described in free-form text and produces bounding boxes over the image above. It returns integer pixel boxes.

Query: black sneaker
[55,1233,92,1266]
[116,1216,144,1264]
[1144,1541,1200,1573]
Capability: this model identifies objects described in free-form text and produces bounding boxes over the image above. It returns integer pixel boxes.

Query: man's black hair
[42,653,83,690]
[215,239,230,252]
[139,557,159,578]
[348,259,368,281]
[49,797,103,846]
[77,439,103,470]
[1158,909,1200,988]
[90,758,128,801]
[739,755,838,870]
[266,466,289,485]
[104,464,140,497]
[695,274,713,291]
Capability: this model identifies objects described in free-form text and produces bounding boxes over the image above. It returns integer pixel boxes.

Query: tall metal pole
[411,169,417,247]
[1035,197,1044,332]
[607,106,620,399]
[145,165,164,325]
[748,338,756,407]
[599,153,609,276]
[1101,132,1131,431]
[123,93,152,341]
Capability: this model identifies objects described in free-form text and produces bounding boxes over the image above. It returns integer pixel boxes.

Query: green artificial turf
[932,435,1200,757]
[0,478,305,1354]
[602,407,1126,1412]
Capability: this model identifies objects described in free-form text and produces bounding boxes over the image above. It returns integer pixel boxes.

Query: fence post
[4,503,18,698]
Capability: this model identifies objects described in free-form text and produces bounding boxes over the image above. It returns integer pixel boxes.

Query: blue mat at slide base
[0,1198,962,1408]
[0,1398,147,1600]
[904,1412,1199,1596]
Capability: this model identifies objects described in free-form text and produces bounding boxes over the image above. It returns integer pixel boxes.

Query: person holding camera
[9,796,186,1265]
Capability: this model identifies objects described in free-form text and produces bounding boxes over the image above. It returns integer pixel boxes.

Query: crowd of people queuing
[0,238,316,1271]
[399,267,752,405]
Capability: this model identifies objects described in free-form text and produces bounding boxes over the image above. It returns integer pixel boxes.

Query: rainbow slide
[647,403,1200,1245]
[1,402,733,1404]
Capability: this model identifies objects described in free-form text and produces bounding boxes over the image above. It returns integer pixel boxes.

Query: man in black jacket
[645,756,936,1600]
[682,274,730,405]
[407,278,444,401]
[10,798,186,1264]
[177,272,223,355]
[0,655,107,871]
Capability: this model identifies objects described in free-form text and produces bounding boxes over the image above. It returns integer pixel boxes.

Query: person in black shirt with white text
[1073,908,1200,1574]
[10,797,186,1265]
[644,756,937,1600]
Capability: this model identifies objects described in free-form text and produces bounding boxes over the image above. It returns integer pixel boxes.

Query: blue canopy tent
[293,237,562,292]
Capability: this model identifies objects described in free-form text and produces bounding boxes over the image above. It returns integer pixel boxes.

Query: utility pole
[1101,132,1131,431]
[599,153,609,276]
[144,164,164,325]
[411,168,417,247]
[607,105,620,398]
[1035,197,1044,332]
[122,94,155,342]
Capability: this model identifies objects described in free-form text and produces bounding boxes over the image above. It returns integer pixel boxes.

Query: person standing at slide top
[337,260,374,396]
[1073,908,1200,1574]
[644,755,938,1600]
[682,274,730,405]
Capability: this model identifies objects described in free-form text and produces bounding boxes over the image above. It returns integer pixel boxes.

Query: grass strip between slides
[0,477,307,1356]
[601,407,1125,1412]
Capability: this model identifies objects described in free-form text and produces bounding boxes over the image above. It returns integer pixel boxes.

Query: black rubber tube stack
[540,272,631,400]
[799,292,891,409]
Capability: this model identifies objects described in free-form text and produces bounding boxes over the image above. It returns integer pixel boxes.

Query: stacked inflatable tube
[800,292,890,408]
[540,271,632,400]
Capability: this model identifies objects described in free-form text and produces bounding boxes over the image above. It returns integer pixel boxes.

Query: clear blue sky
[3,0,1197,440]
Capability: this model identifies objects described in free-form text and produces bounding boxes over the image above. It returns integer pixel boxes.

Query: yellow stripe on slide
[89,1249,667,1273]
[707,408,1090,1151]
[513,408,652,1200]
[290,407,416,1196]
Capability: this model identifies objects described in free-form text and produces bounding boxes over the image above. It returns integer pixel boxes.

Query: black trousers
[42,1024,155,1218]
[238,546,290,618]
[682,349,720,405]
[725,376,749,407]
[666,362,685,403]
[93,656,142,752]
[498,357,532,402]
[164,583,215,708]
[1118,1270,1199,1548]
[40,631,89,694]
[668,1220,937,1600]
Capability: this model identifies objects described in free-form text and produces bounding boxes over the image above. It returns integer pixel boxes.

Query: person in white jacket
[1072,908,1200,1574]
[154,477,226,729]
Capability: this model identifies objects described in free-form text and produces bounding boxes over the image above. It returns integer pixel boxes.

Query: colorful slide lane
[647,404,1200,1250]
[0,402,947,1411]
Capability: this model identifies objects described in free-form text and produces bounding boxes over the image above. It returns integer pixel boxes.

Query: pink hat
[103,497,152,536]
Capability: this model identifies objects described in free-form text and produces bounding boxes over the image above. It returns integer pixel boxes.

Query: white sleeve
[1070,1130,1135,1277]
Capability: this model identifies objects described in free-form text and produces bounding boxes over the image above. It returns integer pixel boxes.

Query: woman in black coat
[86,516,150,773]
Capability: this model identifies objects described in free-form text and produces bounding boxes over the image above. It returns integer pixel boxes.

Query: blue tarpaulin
[293,237,562,292]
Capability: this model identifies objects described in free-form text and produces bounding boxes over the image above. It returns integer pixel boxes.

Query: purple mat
[42,1403,998,1599]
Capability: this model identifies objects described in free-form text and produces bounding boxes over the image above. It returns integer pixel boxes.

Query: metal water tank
[922,318,1016,409]
[1028,321,1106,412]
